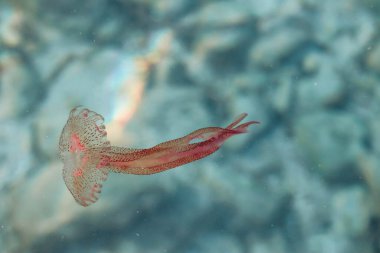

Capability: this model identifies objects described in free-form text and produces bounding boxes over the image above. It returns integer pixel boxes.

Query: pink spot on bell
[73,168,83,177]
[69,133,86,152]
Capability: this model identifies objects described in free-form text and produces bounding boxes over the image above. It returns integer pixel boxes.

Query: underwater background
[1,0,380,252]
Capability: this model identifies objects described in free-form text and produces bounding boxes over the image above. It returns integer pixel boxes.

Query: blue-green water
[1,0,380,252]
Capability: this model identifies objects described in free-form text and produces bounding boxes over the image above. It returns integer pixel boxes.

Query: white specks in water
[0,224,6,232]
[314,82,318,86]
[135,232,140,237]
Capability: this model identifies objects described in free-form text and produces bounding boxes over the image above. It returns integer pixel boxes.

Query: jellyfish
[59,106,258,206]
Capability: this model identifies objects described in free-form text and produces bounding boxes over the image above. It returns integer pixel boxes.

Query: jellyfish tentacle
[106,118,258,175]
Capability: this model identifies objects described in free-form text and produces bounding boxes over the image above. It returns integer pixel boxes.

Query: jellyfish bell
[59,106,110,206]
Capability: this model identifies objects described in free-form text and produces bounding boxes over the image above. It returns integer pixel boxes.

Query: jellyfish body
[59,106,258,206]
